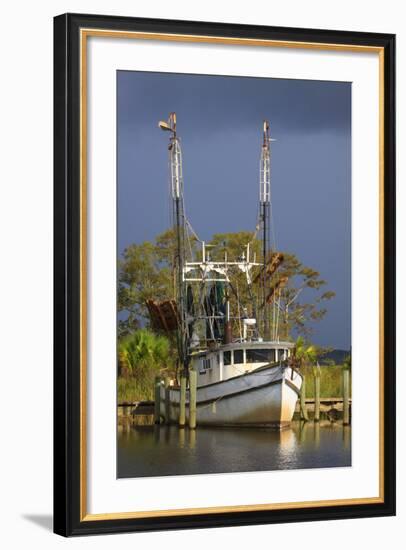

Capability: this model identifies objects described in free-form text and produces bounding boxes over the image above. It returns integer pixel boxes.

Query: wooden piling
[189,370,197,429]
[154,376,161,424]
[314,421,320,447]
[343,424,350,449]
[179,375,187,427]
[343,368,350,425]
[164,377,171,425]
[314,366,321,422]
[300,375,309,421]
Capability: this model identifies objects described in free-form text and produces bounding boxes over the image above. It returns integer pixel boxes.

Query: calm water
[117,421,351,478]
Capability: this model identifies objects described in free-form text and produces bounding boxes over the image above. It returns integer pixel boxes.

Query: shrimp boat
[151,114,302,429]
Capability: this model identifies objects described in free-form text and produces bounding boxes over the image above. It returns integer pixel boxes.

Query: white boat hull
[160,364,302,428]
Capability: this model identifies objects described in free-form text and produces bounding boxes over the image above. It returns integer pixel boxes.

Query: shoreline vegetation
[300,364,351,399]
[118,329,176,403]
[117,329,351,404]
[117,229,349,409]
[117,365,351,404]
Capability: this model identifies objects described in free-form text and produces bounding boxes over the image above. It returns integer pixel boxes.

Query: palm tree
[291,336,318,369]
[118,329,171,399]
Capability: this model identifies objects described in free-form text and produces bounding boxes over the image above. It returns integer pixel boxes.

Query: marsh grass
[301,365,351,398]
[117,376,157,403]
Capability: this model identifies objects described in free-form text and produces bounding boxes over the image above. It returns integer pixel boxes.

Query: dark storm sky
[117,71,351,350]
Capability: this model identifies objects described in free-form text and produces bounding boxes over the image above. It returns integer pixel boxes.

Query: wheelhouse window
[233,349,244,364]
[199,358,211,374]
[246,349,275,363]
[223,351,231,366]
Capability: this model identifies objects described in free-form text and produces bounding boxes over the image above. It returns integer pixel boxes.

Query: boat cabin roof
[191,340,294,358]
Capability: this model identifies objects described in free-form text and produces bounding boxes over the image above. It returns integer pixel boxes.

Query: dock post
[164,377,171,425]
[314,366,321,422]
[179,374,187,427]
[300,375,309,422]
[189,370,197,429]
[343,368,350,425]
[154,376,161,424]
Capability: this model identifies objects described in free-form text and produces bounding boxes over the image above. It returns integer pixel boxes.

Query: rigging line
[275,289,281,340]
[227,280,247,321]
[185,222,194,262]
[248,220,261,246]
[272,295,277,340]
[196,281,206,345]
[181,194,187,224]
[247,203,261,250]
[185,218,203,243]
[269,199,277,252]
[208,308,216,341]
[236,279,243,342]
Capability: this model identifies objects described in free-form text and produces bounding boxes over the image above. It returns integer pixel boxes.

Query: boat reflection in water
[117,421,351,478]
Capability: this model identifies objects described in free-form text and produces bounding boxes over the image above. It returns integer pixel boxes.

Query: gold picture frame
[54,13,395,536]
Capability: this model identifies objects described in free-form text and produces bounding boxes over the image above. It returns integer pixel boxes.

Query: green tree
[291,335,319,369]
[118,228,198,338]
[273,253,336,340]
[118,229,335,343]
[118,238,173,337]
[118,329,172,400]
[206,232,335,340]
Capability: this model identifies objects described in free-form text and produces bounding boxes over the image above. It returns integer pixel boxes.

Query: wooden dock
[295,397,352,409]
[294,397,352,421]
[118,396,351,423]
[117,401,154,416]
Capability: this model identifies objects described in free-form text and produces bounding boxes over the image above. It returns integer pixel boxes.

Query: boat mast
[159,113,188,372]
[157,115,270,355]
[259,120,272,339]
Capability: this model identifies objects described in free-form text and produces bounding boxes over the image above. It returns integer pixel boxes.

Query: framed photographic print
[53,13,396,536]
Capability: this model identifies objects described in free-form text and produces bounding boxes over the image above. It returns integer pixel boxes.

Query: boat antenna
[159,113,188,373]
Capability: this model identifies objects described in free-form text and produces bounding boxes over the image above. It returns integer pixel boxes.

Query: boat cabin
[191,341,294,387]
